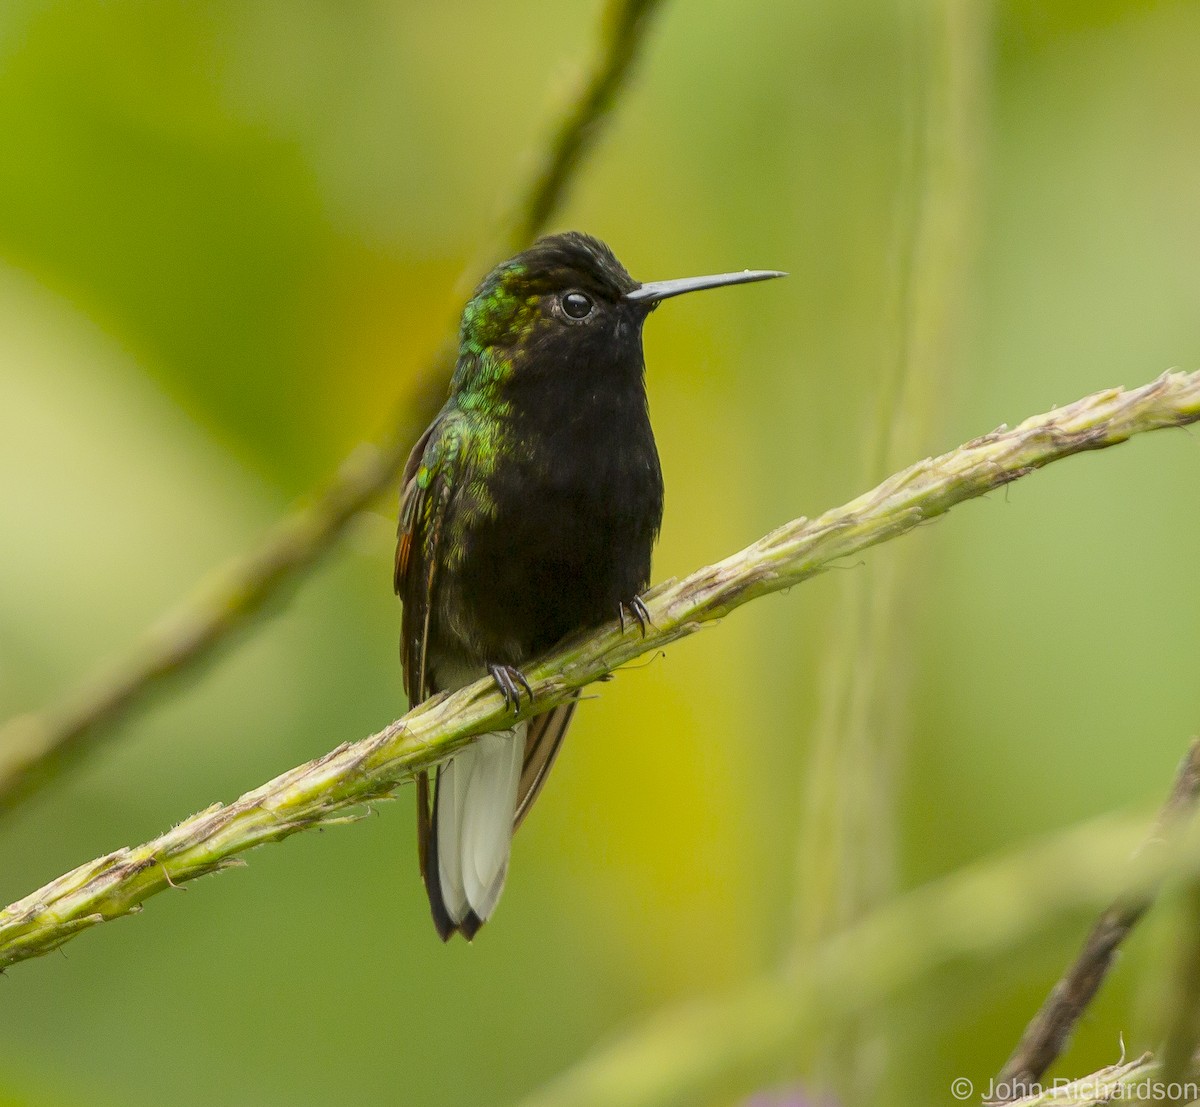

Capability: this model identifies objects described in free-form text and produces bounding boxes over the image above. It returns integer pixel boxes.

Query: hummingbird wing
[395,415,467,937]
[395,419,446,703]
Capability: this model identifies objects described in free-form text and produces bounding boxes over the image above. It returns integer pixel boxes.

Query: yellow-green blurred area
[1,1,1199,1104]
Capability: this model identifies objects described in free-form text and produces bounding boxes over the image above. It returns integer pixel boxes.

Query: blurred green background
[1,1,1199,1104]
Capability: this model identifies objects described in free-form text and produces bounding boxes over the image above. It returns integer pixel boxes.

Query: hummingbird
[395,231,783,940]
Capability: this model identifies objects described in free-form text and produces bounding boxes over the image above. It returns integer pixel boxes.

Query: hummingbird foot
[488,663,534,712]
[618,596,653,637]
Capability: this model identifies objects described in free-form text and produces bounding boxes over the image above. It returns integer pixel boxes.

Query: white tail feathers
[436,726,525,929]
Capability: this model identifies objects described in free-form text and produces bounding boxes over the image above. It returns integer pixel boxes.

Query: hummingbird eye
[560,291,594,320]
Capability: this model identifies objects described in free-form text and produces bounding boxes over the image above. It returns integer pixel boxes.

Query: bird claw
[618,596,653,638]
[489,663,533,712]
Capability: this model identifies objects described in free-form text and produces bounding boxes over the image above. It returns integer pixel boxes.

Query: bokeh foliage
[0,1,1198,1104]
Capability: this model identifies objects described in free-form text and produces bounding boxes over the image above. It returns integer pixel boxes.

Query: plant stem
[1,368,1196,971]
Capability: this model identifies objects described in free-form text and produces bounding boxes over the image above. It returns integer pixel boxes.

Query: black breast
[453,387,663,663]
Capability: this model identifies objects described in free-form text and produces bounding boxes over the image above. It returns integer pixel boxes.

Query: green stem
[0,0,669,815]
[1,368,1197,971]
[795,0,992,949]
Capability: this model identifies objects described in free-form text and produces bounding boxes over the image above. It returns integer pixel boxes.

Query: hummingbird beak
[625,268,786,305]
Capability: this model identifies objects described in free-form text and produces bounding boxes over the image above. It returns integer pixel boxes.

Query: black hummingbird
[395,232,783,940]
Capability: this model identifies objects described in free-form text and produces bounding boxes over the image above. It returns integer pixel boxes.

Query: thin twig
[506,0,664,254]
[0,0,669,815]
[0,369,1197,971]
[990,740,1200,1101]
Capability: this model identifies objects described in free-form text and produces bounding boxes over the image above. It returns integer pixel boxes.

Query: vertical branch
[0,0,669,814]
[791,0,992,1094]
[794,0,991,941]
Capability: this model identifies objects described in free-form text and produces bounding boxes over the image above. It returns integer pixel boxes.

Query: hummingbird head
[452,231,784,402]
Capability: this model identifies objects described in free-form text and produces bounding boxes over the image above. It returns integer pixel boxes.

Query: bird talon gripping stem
[630,596,652,636]
[619,597,652,637]
[488,664,531,712]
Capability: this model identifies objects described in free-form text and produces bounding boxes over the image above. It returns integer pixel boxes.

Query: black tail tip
[428,904,486,943]
[432,912,456,942]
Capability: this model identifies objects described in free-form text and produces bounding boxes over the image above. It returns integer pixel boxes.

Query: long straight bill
[625,269,786,304]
